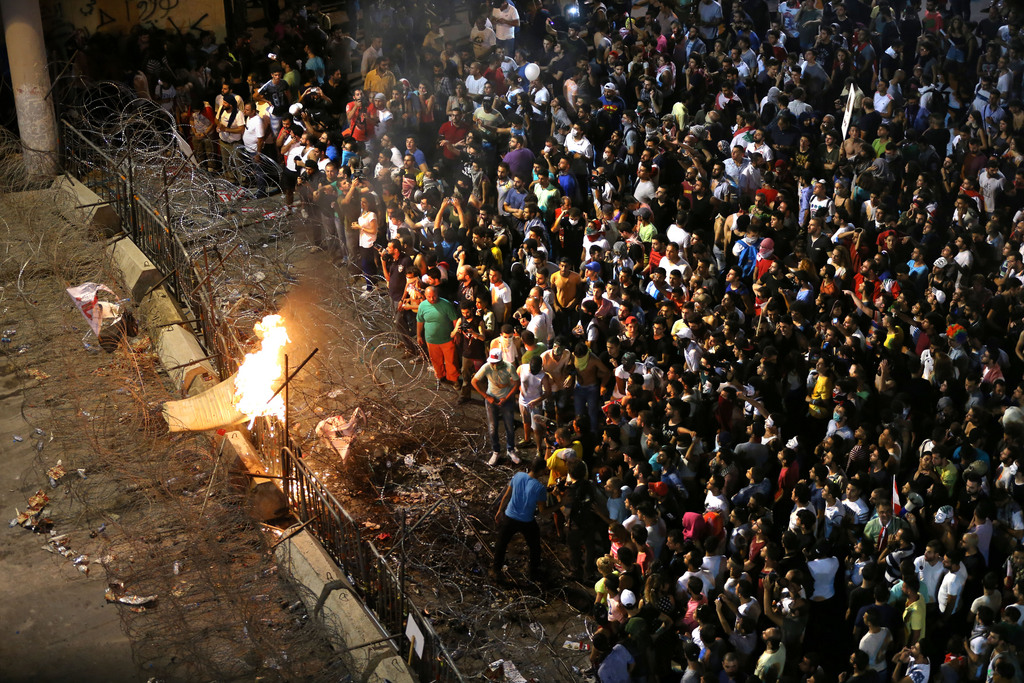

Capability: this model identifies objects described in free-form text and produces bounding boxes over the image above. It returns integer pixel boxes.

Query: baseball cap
[603,82,617,92]
[585,261,602,272]
[623,316,638,326]
[622,351,638,365]
[553,447,577,461]
[488,348,502,364]
[634,206,653,219]
[649,481,669,496]
[619,589,637,608]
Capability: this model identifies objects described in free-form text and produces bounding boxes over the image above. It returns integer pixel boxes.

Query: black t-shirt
[321,80,348,116]
[387,254,414,302]
[259,79,290,116]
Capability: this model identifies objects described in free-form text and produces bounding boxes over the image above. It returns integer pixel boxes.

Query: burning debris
[162,314,291,432]
[233,314,290,426]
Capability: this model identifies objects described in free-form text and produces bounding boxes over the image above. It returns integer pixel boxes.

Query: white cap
[619,589,637,608]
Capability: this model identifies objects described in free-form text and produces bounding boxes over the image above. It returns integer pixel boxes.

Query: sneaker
[516,439,532,449]
[507,449,520,464]
[486,451,500,466]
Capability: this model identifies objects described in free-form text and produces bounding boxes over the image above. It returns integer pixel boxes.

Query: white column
[1,0,57,177]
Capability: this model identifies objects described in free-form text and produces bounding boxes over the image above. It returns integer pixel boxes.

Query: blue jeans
[485,397,517,453]
[573,383,601,434]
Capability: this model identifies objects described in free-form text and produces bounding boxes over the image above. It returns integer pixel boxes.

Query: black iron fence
[58,120,464,683]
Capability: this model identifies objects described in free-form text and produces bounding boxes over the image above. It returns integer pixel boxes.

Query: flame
[233,314,290,426]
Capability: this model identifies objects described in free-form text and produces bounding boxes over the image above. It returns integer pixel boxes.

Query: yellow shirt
[903,596,926,642]
[808,375,833,419]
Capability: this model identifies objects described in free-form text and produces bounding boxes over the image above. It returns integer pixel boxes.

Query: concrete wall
[41,0,227,40]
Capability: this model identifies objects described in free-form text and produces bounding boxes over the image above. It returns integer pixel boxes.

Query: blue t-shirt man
[505,471,547,522]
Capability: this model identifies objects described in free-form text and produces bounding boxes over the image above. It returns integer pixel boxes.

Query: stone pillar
[1,0,58,178]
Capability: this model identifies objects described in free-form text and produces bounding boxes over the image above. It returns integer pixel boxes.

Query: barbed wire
[47,79,596,680]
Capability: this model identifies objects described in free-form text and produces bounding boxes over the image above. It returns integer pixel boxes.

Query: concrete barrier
[275,531,417,683]
[218,430,416,683]
[105,236,164,303]
[153,323,217,396]
[51,174,120,237]
[93,200,416,683]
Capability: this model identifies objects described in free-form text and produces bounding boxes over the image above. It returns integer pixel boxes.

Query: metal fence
[282,448,465,683]
[58,120,464,683]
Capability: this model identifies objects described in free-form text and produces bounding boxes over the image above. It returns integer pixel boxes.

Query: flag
[892,475,902,516]
[66,283,117,336]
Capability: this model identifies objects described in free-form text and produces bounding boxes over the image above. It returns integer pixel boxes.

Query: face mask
[569,218,579,225]
[832,411,841,421]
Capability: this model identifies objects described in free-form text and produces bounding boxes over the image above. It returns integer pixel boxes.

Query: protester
[82,2,1024,678]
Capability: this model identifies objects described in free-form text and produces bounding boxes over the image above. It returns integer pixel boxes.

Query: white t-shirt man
[516,363,545,409]
[492,3,520,41]
[937,565,967,614]
[242,113,266,153]
[807,556,840,600]
[466,73,488,98]
[526,310,553,345]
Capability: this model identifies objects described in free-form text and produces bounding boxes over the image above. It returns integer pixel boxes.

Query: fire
[233,314,290,426]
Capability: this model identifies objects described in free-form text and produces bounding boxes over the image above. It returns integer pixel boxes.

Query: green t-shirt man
[416,296,458,345]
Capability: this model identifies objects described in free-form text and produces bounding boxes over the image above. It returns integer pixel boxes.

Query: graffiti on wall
[41,0,225,40]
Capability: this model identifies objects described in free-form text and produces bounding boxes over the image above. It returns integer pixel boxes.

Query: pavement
[0,358,139,682]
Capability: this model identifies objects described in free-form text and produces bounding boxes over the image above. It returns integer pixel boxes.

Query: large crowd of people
[69,0,1024,680]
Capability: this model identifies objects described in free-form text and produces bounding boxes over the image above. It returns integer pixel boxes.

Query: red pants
[427,341,460,382]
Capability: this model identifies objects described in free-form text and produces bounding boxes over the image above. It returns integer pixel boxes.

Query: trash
[12,435,22,443]
[362,522,381,530]
[46,461,66,487]
[72,554,89,566]
[315,407,365,462]
[105,587,158,608]
[173,561,181,575]
[35,440,44,453]
[76,469,87,479]
[89,523,106,538]
[4,328,15,336]
[14,489,50,530]
[33,428,44,436]
[529,622,544,639]
[25,369,49,381]
[562,640,591,651]
[487,660,529,683]
[404,454,415,467]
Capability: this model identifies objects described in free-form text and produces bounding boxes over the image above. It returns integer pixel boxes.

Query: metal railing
[58,119,464,683]
[282,448,464,683]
